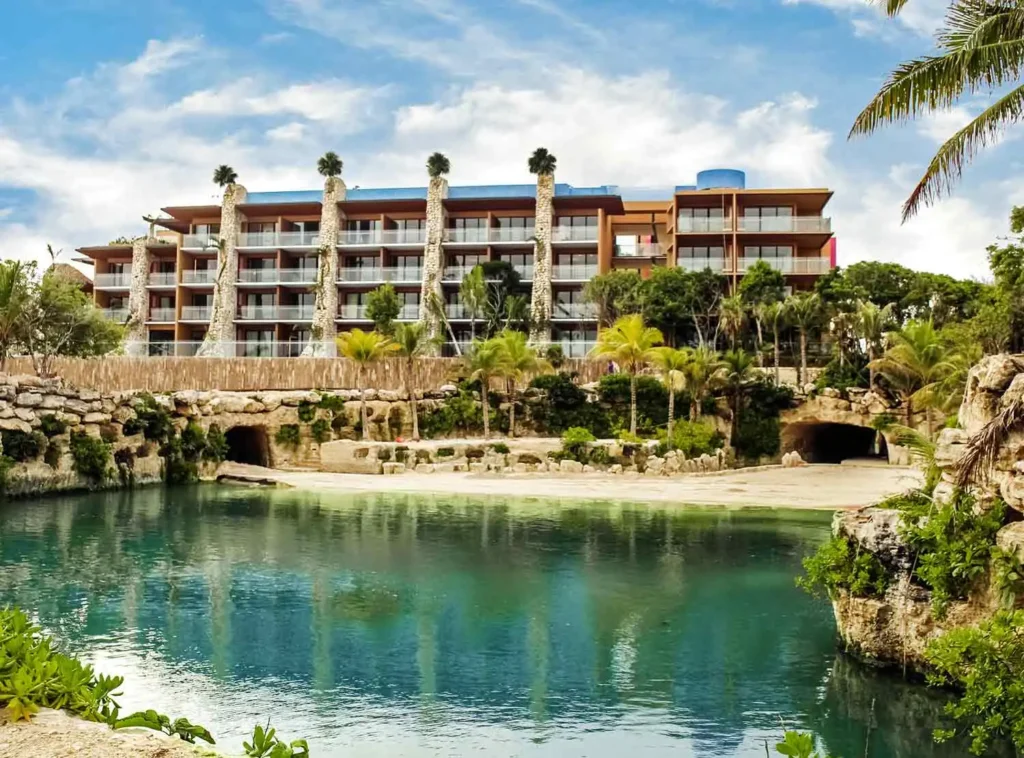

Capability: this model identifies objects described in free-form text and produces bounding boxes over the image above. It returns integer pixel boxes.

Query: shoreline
[220,462,923,510]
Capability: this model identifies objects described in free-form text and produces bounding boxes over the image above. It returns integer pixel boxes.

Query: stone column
[529,172,554,344]
[197,183,247,357]
[419,176,448,348]
[304,176,345,356]
[125,237,152,356]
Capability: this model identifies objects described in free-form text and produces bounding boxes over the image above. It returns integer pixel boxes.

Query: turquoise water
[0,486,965,757]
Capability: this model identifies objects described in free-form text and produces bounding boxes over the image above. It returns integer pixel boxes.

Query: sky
[0,0,1019,279]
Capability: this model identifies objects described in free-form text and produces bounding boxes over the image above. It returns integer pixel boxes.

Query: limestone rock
[559,459,583,474]
[39,395,64,410]
[415,464,435,474]
[0,418,31,433]
[15,393,42,408]
[996,521,1024,563]
[83,412,111,424]
[382,462,406,475]
[834,507,913,572]
[14,407,36,423]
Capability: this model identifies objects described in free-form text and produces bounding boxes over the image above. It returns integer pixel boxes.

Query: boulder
[82,412,112,425]
[14,393,42,408]
[996,522,1024,563]
[559,459,584,474]
[608,464,623,475]
[834,507,913,572]
[39,395,64,411]
[415,463,436,474]
[14,407,36,423]
[382,462,406,475]
[0,418,32,433]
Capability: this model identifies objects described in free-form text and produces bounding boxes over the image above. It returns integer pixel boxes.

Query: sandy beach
[220,462,923,510]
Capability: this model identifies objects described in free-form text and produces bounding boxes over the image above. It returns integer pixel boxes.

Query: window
[678,246,726,259]
[679,208,726,219]
[677,207,729,232]
[394,255,421,276]
[557,215,598,228]
[615,234,638,257]
[345,219,381,231]
[495,216,534,229]
[744,245,793,259]
[192,223,220,235]
[346,256,378,269]
[247,222,277,233]
[743,206,793,217]
[394,219,426,230]
[242,329,275,358]
[743,207,794,232]
[109,262,130,275]
[191,294,209,307]
[155,260,175,274]
[450,217,486,229]
[245,293,276,307]
[448,253,485,269]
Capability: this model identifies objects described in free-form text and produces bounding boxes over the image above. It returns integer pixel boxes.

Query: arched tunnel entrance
[224,425,271,467]
[782,422,888,464]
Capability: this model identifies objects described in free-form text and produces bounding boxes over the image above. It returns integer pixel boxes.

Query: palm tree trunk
[667,387,675,443]
[867,344,876,392]
[408,358,420,441]
[630,372,638,436]
[508,381,517,439]
[690,397,698,423]
[360,368,370,441]
[799,329,808,386]
[755,321,764,367]
[773,329,780,384]
[481,376,491,439]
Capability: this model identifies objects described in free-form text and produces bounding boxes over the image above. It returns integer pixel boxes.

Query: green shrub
[275,425,301,448]
[44,441,61,468]
[418,389,487,439]
[588,447,611,466]
[466,446,485,460]
[658,419,724,458]
[559,426,595,463]
[732,379,794,461]
[310,418,331,444]
[378,446,392,462]
[0,456,11,494]
[815,355,868,393]
[297,401,317,423]
[204,424,228,462]
[124,394,174,442]
[69,431,110,483]
[437,447,455,458]
[161,436,197,484]
[797,535,889,599]
[38,414,67,437]
[598,373,685,435]
[491,442,510,455]
[992,548,1024,608]
[529,372,611,437]
[871,412,898,432]
[99,425,119,445]
[0,430,46,463]
[318,394,347,414]
[180,422,207,460]
[114,447,135,487]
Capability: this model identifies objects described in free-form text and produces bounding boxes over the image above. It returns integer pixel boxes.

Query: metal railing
[182,269,217,284]
[180,306,211,321]
[148,272,176,287]
[94,273,131,288]
[552,226,599,243]
[615,243,664,258]
[737,216,832,233]
[677,257,728,272]
[552,303,598,320]
[181,235,220,250]
[552,264,598,280]
[337,267,422,283]
[676,217,732,233]
[238,268,280,284]
[101,308,130,321]
[737,256,833,274]
[148,308,176,322]
[237,231,321,248]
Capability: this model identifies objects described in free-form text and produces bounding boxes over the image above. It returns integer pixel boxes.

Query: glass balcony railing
[182,269,217,284]
[737,217,832,234]
[552,303,598,320]
[677,257,728,272]
[278,268,318,284]
[238,305,280,320]
[615,243,664,258]
[338,231,383,246]
[145,341,333,357]
[511,264,534,280]
[94,273,132,288]
[446,303,470,319]
[444,228,490,245]
[399,304,420,320]
[181,234,220,250]
[337,267,421,283]
[148,272,176,287]
[237,231,321,248]
[737,257,834,274]
[101,308,130,321]
[180,306,211,321]
[338,304,369,320]
[382,229,427,245]
[552,264,598,280]
[488,227,534,244]
[552,227,599,243]
[442,265,481,281]
[238,268,280,284]
[277,305,315,320]
[148,308,176,322]
[676,216,732,233]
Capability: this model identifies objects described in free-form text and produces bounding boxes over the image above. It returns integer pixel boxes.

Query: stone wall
[529,172,554,344]
[305,176,344,356]
[198,183,247,357]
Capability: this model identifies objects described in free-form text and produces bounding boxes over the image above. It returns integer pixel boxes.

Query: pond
[0,486,966,757]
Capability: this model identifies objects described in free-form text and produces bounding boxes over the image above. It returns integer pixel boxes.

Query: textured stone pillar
[304,176,345,356]
[125,237,152,356]
[419,176,448,348]
[529,172,554,344]
[197,184,247,357]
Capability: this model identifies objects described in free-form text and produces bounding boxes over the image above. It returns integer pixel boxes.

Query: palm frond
[955,393,1024,489]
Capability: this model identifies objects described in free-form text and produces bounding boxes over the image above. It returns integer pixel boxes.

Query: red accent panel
[829,238,837,268]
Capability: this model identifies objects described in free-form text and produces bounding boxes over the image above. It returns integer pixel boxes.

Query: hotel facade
[76,168,835,358]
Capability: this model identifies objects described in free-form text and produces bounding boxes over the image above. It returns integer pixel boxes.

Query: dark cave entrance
[782,423,888,464]
[225,425,271,467]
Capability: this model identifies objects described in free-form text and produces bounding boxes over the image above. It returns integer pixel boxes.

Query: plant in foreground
[113,709,214,744]
[245,720,310,757]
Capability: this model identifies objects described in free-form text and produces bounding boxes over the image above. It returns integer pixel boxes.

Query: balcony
[442,265,480,282]
[511,264,534,281]
[737,217,832,234]
[94,273,131,289]
[552,341,596,358]
[488,227,534,244]
[677,257,728,273]
[337,267,422,283]
[148,272,177,287]
[237,231,321,249]
[445,303,470,319]
[552,227,599,244]
[101,307,129,321]
[182,269,217,285]
[338,230,383,247]
[382,229,427,246]
[737,256,834,275]
[552,303,598,320]
[238,268,280,284]
[180,305,211,321]
[338,304,369,320]
[676,217,732,234]
[181,234,220,250]
[238,305,281,321]
[279,268,318,284]
[443,228,489,245]
[552,264,598,281]
[148,307,176,323]
[146,341,330,358]
[615,243,664,258]
[277,305,315,321]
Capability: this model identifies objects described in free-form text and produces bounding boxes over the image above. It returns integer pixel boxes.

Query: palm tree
[212,165,238,187]
[317,152,343,178]
[857,300,895,391]
[495,330,550,438]
[589,314,664,436]
[528,147,557,176]
[757,301,787,384]
[460,266,487,341]
[393,322,437,441]
[721,349,757,426]
[0,260,30,370]
[680,346,724,422]
[650,347,691,441]
[423,290,462,356]
[719,295,747,350]
[464,338,504,439]
[786,292,822,385]
[426,152,451,179]
[336,329,398,440]
[850,1,1024,221]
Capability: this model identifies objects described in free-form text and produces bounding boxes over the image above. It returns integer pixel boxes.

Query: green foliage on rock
[0,429,46,463]
[123,394,174,442]
[205,423,228,462]
[732,379,794,461]
[528,372,610,437]
[597,373,679,436]
[310,418,331,444]
[38,414,67,437]
[797,535,889,600]
[657,419,724,458]
[244,720,310,757]
[418,386,489,439]
[297,401,317,423]
[557,426,596,463]
[275,424,301,449]
[69,431,110,483]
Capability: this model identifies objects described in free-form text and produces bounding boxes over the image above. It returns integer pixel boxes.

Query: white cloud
[117,38,202,90]
[784,0,948,37]
[171,78,385,123]
[267,122,307,141]
[917,106,974,144]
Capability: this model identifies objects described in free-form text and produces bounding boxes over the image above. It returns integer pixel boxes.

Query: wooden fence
[1,357,605,393]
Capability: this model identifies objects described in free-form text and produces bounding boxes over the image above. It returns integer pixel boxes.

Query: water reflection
[0,486,966,757]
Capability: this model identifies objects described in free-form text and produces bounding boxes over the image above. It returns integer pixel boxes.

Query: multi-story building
[76,168,834,358]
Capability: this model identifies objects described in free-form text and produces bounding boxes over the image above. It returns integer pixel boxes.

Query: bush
[44,441,61,468]
[733,379,794,461]
[544,344,565,369]
[797,535,889,599]
[0,430,46,463]
[114,447,135,487]
[275,425,301,448]
[658,419,724,458]
[598,373,686,435]
[310,418,331,444]
[437,447,455,458]
[815,355,868,393]
[124,394,174,442]
[418,389,488,439]
[204,424,228,462]
[491,442,510,455]
[180,422,207,460]
[0,456,11,494]
[529,373,611,437]
[39,414,67,438]
[560,427,595,463]
[161,436,197,484]
[297,401,317,423]
[69,431,110,483]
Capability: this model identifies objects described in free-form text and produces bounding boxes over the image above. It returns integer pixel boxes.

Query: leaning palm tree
[850,1,1024,221]
[317,151,343,178]
[680,346,724,421]
[426,152,451,179]
[650,347,691,442]
[718,295,747,350]
[494,330,550,438]
[721,348,757,425]
[212,165,238,187]
[589,314,664,436]
[528,147,557,176]
[0,260,30,370]
[786,292,822,385]
[336,329,398,440]
[757,301,787,384]
[392,322,438,441]
[460,266,487,342]
[857,300,895,391]
[463,338,505,439]
[423,290,461,356]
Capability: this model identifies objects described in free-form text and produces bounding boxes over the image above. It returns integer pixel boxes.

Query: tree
[642,267,695,345]
[460,266,487,341]
[426,152,451,179]
[857,300,895,391]
[649,347,690,441]
[336,329,398,440]
[757,301,787,383]
[528,147,557,176]
[392,322,437,441]
[0,260,31,369]
[317,152,343,178]
[583,270,643,328]
[988,225,1024,352]
[589,314,664,436]
[739,260,785,305]
[212,165,238,187]
[718,295,747,350]
[365,283,401,336]
[720,348,756,426]
[786,292,822,385]
[423,290,462,356]
[464,338,504,439]
[680,346,724,421]
[684,268,727,348]
[495,330,550,438]
[850,1,1024,220]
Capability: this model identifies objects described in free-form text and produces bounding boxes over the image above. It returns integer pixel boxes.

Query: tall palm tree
[718,295,747,350]
[464,338,505,439]
[393,322,437,441]
[426,152,451,178]
[721,349,757,425]
[495,330,551,438]
[850,1,1024,221]
[757,301,787,383]
[0,260,30,370]
[589,314,664,436]
[212,165,238,187]
[336,329,398,440]
[650,347,691,441]
[528,147,557,176]
[423,290,461,356]
[460,266,487,341]
[857,300,895,391]
[680,346,724,422]
[317,151,343,178]
[786,292,822,385]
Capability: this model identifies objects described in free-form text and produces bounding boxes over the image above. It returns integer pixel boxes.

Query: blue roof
[244,183,620,205]
[244,190,322,205]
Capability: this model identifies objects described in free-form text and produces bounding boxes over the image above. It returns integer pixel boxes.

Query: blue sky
[0,0,1018,278]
